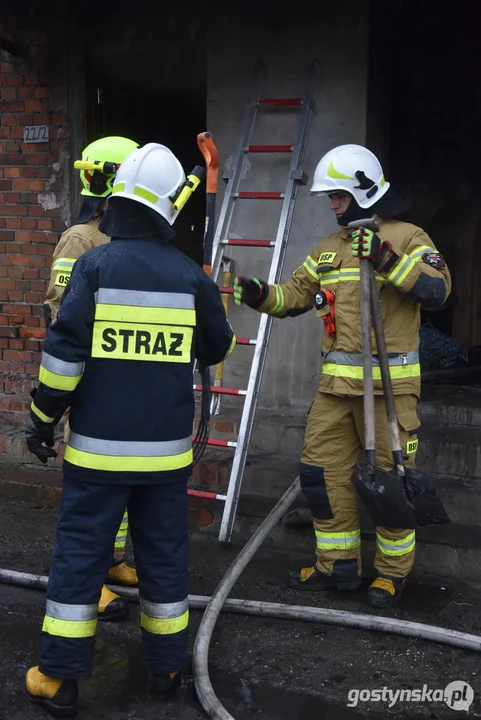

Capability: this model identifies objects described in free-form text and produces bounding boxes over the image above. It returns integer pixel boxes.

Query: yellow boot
[97,585,129,622]
[26,666,78,717]
[107,561,138,587]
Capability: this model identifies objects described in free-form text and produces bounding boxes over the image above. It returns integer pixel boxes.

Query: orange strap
[197,132,219,194]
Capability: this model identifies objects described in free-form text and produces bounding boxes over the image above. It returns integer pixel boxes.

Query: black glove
[26,415,58,464]
[233,276,269,308]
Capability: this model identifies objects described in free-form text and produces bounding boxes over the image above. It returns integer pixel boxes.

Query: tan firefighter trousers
[300,392,419,579]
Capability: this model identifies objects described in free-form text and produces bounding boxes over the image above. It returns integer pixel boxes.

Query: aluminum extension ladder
[191,60,319,543]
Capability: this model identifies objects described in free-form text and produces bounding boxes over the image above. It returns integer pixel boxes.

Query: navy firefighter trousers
[39,471,189,679]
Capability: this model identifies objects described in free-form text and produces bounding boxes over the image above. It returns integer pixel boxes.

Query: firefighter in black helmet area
[25,142,236,717]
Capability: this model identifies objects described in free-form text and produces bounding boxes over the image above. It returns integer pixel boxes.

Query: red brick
[6,193,21,203]
[18,87,34,100]
[2,115,19,127]
[0,180,12,191]
[34,87,50,99]
[1,88,18,100]
[5,168,20,178]
[9,339,24,350]
[31,281,45,292]
[28,180,45,191]
[0,361,8,372]
[26,153,48,165]
[29,207,43,217]
[0,326,18,338]
[12,179,30,191]
[2,303,31,315]
[37,219,52,231]
[34,113,50,125]
[20,326,45,339]
[0,279,15,290]
[25,75,39,86]
[7,75,22,87]
[21,167,36,178]
[17,114,34,127]
[4,254,31,267]
[26,362,40,373]
[0,63,14,73]
[22,244,38,255]
[3,350,31,362]
[23,316,40,327]
[24,292,42,303]
[23,269,39,279]
[7,291,23,302]
[0,205,27,216]
[6,219,21,230]
[38,244,53,256]
[11,128,23,140]
[22,219,37,230]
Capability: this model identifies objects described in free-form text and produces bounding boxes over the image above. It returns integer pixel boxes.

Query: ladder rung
[187,488,227,501]
[221,239,275,247]
[236,337,256,345]
[193,384,247,396]
[259,98,302,107]
[235,192,284,199]
[219,287,233,294]
[191,436,237,449]
[248,144,293,153]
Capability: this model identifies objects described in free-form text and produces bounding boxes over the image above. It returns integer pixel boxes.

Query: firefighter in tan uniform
[45,136,139,621]
[234,144,451,608]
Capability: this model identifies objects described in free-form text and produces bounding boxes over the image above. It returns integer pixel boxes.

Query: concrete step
[201,499,481,584]
[417,421,481,479]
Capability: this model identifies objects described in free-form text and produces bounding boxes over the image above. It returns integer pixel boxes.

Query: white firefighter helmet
[310,144,390,209]
[111,143,186,225]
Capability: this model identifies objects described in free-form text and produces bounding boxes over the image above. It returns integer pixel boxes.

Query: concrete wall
[208,1,370,413]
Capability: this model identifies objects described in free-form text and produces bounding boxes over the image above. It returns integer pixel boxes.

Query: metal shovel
[349,219,450,529]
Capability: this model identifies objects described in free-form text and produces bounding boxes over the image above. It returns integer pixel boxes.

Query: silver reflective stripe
[377,537,415,551]
[325,351,419,367]
[53,260,75,270]
[95,288,195,310]
[68,432,192,457]
[46,600,98,621]
[316,535,360,546]
[41,351,84,377]
[140,598,189,619]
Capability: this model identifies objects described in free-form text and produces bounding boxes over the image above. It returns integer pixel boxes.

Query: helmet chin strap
[336,195,369,228]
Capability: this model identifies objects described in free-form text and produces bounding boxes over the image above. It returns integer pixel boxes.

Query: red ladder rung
[258,98,302,107]
[219,287,233,294]
[191,437,237,449]
[187,489,227,501]
[193,384,247,396]
[236,337,256,345]
[248,144,293,153]
[235,191,284,199]
[221,239,275,247]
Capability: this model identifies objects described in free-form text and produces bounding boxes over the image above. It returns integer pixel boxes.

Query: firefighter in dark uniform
[25,142,236,717]
[234,144,451,610]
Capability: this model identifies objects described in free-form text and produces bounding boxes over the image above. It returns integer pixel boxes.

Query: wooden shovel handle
[359,259,376,472]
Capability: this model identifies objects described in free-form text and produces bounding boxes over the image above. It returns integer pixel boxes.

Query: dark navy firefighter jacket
[31,236,235,483]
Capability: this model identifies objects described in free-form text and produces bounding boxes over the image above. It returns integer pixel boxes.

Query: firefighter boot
[288,565,361,592]
[97,585,129,621]
[107,561,138,587]
[26,666,78,718]
[367,574,405,609]
[149,671,182,699]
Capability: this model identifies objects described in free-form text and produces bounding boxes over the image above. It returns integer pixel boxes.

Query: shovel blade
[405,468,450,526]
[353,463,418,529]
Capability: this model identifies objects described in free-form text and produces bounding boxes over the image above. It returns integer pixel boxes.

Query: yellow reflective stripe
[408,245,432,260]
[327,159,354,180]
[322,363,421,380]
[42,615,97,638]
[134,186,159,204]
[225,328,236,359]
[141,609,189,635]
[115,536,127,548]
[52,257,77,271]
[64,445,193,472]
[387,254,416,287]
[92,322,193,363]
[377,531,415,556]
[94,304,195,326]
[319,268,384,284]
[112,182,126,194]
[271,284,284,314]
[315,529,361,550]
[31,400,55,423]
[302,255,318,280]
[39,366,82,392]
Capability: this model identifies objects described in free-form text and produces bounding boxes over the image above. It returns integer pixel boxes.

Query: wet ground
[1,497,481,719]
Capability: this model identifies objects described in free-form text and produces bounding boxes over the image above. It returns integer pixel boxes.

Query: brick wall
[0,9,69,412]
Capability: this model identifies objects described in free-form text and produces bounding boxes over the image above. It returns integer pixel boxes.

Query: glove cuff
[247,281,269,309]
[375,241,399,273]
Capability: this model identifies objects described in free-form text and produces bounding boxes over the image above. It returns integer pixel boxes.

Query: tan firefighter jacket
[258,217,451,399]
[45,219,110,323]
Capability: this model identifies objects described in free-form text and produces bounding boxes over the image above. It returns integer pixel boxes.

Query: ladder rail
[218,60,320,544]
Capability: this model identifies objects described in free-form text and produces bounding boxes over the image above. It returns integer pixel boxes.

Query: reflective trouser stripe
[325,351,419,367]
[377,531,416,556]
[315,529,361,551]
[115,511,129,549]
[64,433,193,472]
[42,600,98,638]
[140,598,189,635]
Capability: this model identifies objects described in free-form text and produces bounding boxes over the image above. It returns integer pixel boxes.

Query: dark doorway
[83,0,206,265]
